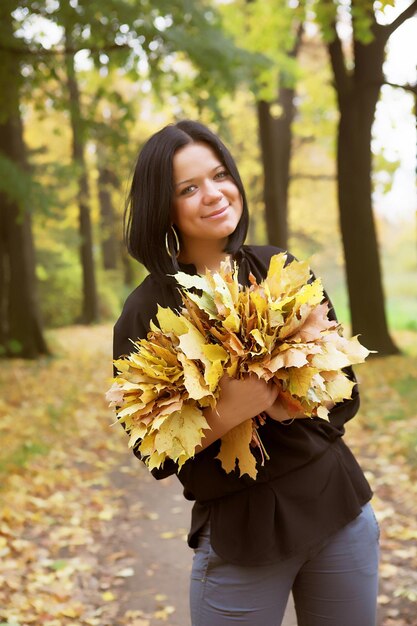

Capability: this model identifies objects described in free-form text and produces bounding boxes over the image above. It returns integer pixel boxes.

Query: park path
[2,325,416,624]
[109,450,297,626]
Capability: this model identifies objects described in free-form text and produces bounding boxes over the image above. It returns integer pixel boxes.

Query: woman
[113,120,379,626]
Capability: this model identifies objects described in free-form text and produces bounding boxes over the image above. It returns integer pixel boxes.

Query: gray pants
[190,503,379,626]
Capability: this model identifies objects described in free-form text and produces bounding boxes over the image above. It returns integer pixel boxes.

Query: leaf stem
[252,427,270,465]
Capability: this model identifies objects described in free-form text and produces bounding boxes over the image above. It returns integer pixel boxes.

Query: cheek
[228,183,243,207]
[172,199,192,231]
[235,194,244,218]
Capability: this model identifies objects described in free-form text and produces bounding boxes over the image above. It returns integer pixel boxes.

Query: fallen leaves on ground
[347,334,417,626]
[0,325,416,625]
[0,326,145,625]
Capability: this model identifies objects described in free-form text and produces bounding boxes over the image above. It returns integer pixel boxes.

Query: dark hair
[124,120,249,277]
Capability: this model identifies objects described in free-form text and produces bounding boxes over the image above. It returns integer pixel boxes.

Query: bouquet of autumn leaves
[107,253,370,479]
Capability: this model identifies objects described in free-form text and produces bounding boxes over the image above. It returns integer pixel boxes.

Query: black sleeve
[113,290,179,480]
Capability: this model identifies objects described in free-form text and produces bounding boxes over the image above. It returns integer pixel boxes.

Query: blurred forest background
[0,0,416,358]
[0,0,417,625]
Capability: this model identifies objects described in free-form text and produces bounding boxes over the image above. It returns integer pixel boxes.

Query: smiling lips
[203,205,229,219]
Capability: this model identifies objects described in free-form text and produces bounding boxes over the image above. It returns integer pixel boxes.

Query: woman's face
[171,142,243,254]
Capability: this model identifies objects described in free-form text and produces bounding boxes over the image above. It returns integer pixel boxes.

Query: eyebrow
[175,164,224,188]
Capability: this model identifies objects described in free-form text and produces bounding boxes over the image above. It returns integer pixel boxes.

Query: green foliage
[14,0,263,120]
[37,251,83,327]
[36,253,125,327]
[293,40,338,152]
[1,0,412,353]
[97,268,127,321]
[312,0,402,45]
[373,151,401,196]
[160,3,265,99]
[351,2,375,44]
[0,153,54,217]
[219,0,301,100]
[311,0,338,43]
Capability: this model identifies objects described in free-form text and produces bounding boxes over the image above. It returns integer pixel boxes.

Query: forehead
[173,143,222,180]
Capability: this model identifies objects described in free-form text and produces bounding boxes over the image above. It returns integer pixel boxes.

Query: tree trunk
[257,100,287,248]
[330,29,398,355]
[97,164,118,270]
[0,5,48,358]
[257,26,303,250]
[0,206,7,352]
[65,35,99,324]
[0,114,49,358]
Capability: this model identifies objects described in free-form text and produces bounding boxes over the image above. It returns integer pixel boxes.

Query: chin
[215,218,240,238]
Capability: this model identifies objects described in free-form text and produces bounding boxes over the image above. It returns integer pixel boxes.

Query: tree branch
[383,81,417,95]
[385,0,417,36]
[327,26,351,99]
[370,80,417,95]
[290,21,304,59]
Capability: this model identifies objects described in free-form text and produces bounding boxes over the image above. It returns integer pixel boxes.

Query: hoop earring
[165,225,180,259]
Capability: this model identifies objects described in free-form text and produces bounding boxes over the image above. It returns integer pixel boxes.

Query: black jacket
[113,245,372,565]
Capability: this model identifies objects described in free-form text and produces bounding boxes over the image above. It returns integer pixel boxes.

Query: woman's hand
[267,396,336,422]
[196,374,279,452]
[215,374,279,423]
[266,396,306,423]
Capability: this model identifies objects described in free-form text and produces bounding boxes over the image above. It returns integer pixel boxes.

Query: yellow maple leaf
[175,270,211,292]
[264,253,287,298]
[156,305,188,336]
[110,250,372,481]
[278,303,312,340]
[310,343,353,370]
[183,289,219,318]
[177,353,211,401]
[148,341,180,366]
[292,302,338,342]
[267,347,308,372]
[154,405,208,459]
[177,319,206,355]
[138,431,157,457]
[322,371,356,402]
[202,342,228,363]
[118,402,146,419]
[105,382,125,405]
[331,334,372,363]
[212,270,239,310]
[147,450,167,471]
[265,253,312,299]
[226,360,240,377]
[216,419,257,479]
[316,405,330,420]
[288,367,318,397]
[128,424,148,448]
[174,320,228,391]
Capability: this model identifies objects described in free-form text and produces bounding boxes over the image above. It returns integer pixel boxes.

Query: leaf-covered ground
[0,325,416,625]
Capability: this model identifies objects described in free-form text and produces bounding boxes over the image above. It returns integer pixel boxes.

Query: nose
[202,179,223,204]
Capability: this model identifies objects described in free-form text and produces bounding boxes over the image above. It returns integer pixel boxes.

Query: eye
[214,170,228,180]
[179,184,197,196]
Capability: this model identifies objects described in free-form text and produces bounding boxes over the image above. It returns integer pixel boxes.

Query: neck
[178,239,229,274]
